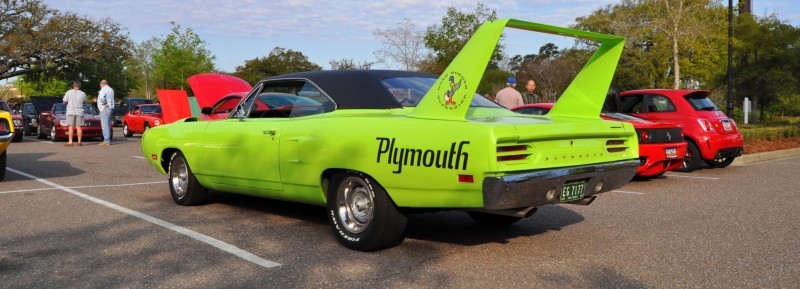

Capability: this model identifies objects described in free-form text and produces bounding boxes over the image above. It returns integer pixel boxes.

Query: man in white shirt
[97,80,115,146]
[495,77,523,108]
[62,81,86,146]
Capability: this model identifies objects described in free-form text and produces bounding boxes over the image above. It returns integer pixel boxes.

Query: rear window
[685,95,719,111]
[381,76,501,108]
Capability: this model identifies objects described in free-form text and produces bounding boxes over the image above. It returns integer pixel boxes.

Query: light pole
[727,0,733,117]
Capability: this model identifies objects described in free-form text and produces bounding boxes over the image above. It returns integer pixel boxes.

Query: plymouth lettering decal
[376,137,470,174]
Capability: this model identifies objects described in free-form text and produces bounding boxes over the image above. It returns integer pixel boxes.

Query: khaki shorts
[66,115,84,126]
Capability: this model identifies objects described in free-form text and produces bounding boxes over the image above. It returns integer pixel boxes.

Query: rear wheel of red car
[122,123,133,137]
[677,140,701,172]
[143,123,150,132]
[0,151,6,181]
[327,171,407,251]
[168,151,209,206]
[467,211,524,227]
[705,156,735,168]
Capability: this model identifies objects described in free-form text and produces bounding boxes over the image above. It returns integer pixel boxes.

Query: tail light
[606,139,627,153]
[697,119,715,132]
[638,129,650,143]
[497,145,530,161]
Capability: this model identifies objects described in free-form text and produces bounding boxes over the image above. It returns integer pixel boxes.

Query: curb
[732,147,800,166]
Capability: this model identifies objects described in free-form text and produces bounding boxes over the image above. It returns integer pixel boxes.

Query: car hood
[30,97,61,114]
[187,73,252,109]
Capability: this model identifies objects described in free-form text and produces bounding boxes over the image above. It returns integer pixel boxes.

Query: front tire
[50,127,59,142]
[0,151,6,181]
[168,151,209,205]
[36,126,46,139]
[676,140,701,172]
[327,171,407,251]
[122,123,133,137]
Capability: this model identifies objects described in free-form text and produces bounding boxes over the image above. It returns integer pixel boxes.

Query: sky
[46,0,800,73]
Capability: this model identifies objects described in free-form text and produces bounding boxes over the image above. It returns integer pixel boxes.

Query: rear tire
[168,151,209,205]
[327,171,407,251]
[676,140,701,172]
[705,157,735,168]
[468,211,524,227]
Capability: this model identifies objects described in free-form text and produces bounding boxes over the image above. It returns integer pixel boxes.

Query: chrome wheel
[170,155,189,199]
[50,127,56,141]
[336,177,375,234]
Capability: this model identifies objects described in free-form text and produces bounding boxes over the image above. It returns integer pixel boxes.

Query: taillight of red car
[697,119,715,132]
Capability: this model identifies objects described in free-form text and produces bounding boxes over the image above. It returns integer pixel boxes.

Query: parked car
[18,102,40,136]
[512,103,688,178]
[616,89,743,171]
[0,101,23,142]
[114,98,154,126]
[0,110,14,181]
[142,19,640,251]
[37,103,103,141]
[122,104,163,137]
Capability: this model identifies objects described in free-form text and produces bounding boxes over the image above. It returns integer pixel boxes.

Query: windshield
[0,102,10,112]
[381,76,501,108]
[140,105,162,114]
[55,103,99,115]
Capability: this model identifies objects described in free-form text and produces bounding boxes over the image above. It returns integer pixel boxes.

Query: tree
[0,0,132,81]
[732,14,800,121]
[373,18,428,71]
[152,22,216,94]
[13,76,67,97]
[423,3,503,74]
[329,58,374,70]
[233,47,322,85]
[129,37,161,99]
[573,0,727,90]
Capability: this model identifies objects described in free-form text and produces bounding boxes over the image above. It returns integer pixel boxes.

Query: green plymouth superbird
[142,19,639,251]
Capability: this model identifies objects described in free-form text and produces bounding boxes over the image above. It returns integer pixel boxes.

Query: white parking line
[612,190,645,195]
[131,156,145,159]
[6,167,281,268]
[0,181,165,194]
[663,174,721,180]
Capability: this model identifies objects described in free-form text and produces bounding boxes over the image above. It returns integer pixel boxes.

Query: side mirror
[200,107,213,115]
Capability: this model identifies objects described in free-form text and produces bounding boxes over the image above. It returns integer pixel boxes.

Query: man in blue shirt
[97,80,115,145]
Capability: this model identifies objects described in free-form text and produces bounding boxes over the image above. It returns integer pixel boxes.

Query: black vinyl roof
[264,70,437,109]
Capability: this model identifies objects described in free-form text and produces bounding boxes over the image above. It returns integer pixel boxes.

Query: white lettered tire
[327,171,407,251]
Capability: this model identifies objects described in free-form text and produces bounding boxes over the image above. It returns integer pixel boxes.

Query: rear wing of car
[409,18,625,120]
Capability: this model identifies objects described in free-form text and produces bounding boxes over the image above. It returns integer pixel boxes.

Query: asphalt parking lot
[2,130,799,288]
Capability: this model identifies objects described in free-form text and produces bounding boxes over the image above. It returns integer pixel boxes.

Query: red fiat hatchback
[617,89,743,171]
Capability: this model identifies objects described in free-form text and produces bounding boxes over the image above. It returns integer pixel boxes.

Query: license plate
[560,180,586,202]
[721,120,732,131]
[665,147,678,159]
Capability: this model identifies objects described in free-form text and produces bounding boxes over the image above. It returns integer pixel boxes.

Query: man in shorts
[63,81,86,146]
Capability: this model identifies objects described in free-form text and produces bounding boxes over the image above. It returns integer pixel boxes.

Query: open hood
[29,96,61,114]
[187,73,252,109]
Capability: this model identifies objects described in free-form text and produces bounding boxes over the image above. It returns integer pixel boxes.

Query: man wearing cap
[97,80,115,146]
[63,81,86,146]
[495,76,524,109]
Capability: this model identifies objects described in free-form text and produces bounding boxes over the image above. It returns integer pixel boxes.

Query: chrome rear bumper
[482,159,639,210]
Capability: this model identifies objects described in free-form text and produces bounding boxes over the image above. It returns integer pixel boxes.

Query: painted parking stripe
[0,181,165,195]
[663,174,721,180]
[612,190,645,195]
[131,156,146,159]
[6,167,281,268]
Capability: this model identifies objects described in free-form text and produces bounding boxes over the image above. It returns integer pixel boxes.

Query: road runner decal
[376,137,469,174]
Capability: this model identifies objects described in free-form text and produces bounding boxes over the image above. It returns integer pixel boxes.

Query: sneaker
[98,142,110,146]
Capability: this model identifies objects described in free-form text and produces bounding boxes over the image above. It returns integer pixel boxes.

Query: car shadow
[404,205,585,246]
[208,191,585,248]
[4,152,85,181]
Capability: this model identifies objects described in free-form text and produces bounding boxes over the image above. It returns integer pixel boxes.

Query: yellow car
[0,110,14,181]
